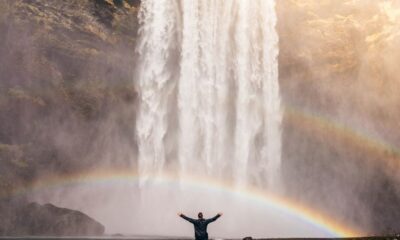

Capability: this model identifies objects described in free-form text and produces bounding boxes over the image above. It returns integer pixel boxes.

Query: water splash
[135,0,282,190]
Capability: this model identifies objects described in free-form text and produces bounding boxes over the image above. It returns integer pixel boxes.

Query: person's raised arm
[205,213,222,224]
[178,213,196,223]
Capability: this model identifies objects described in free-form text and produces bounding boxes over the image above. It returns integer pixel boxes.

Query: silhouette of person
[178,212,222,240]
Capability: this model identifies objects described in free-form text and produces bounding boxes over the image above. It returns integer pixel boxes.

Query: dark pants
[195,234,208,240]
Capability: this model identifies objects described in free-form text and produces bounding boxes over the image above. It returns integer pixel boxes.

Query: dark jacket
[180,214,221,240]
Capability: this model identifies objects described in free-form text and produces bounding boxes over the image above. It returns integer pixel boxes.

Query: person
[178,212,222,240]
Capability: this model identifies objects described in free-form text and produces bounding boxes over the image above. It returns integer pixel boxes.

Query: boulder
[4,202,105,236]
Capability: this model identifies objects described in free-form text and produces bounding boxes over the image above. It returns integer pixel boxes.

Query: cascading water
[25,1,368,237]
[28,2,352,237]
[134,3,285,236]
[136,0,281,190]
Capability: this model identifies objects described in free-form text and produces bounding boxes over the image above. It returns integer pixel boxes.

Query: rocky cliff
[0,0,139,198]
[277,0,400,234]
[0,0,139,235]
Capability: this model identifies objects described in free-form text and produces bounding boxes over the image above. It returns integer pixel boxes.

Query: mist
[277,0,400,235]
[0,0,400,237]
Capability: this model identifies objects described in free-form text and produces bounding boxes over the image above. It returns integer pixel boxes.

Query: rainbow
[285,106,400,170]
[4,168,362,237]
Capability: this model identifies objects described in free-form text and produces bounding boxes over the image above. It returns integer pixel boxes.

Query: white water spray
[135,0,281,189]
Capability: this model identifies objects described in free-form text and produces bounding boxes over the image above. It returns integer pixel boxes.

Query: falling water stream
[32,1,288,237]
[135,0,281,190]
[132,2,285,236]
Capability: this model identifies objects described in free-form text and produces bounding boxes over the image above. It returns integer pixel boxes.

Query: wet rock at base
[5,202,105,236]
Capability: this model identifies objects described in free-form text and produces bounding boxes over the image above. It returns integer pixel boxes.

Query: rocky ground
[0,237,400,240]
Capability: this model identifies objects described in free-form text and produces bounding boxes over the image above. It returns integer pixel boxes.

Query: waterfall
[135,0,281,190]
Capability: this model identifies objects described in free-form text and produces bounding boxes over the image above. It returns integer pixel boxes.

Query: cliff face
[0,0,139,199]
[278,0,400,128]
[0,1,140,234]
[277,0,400,234]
